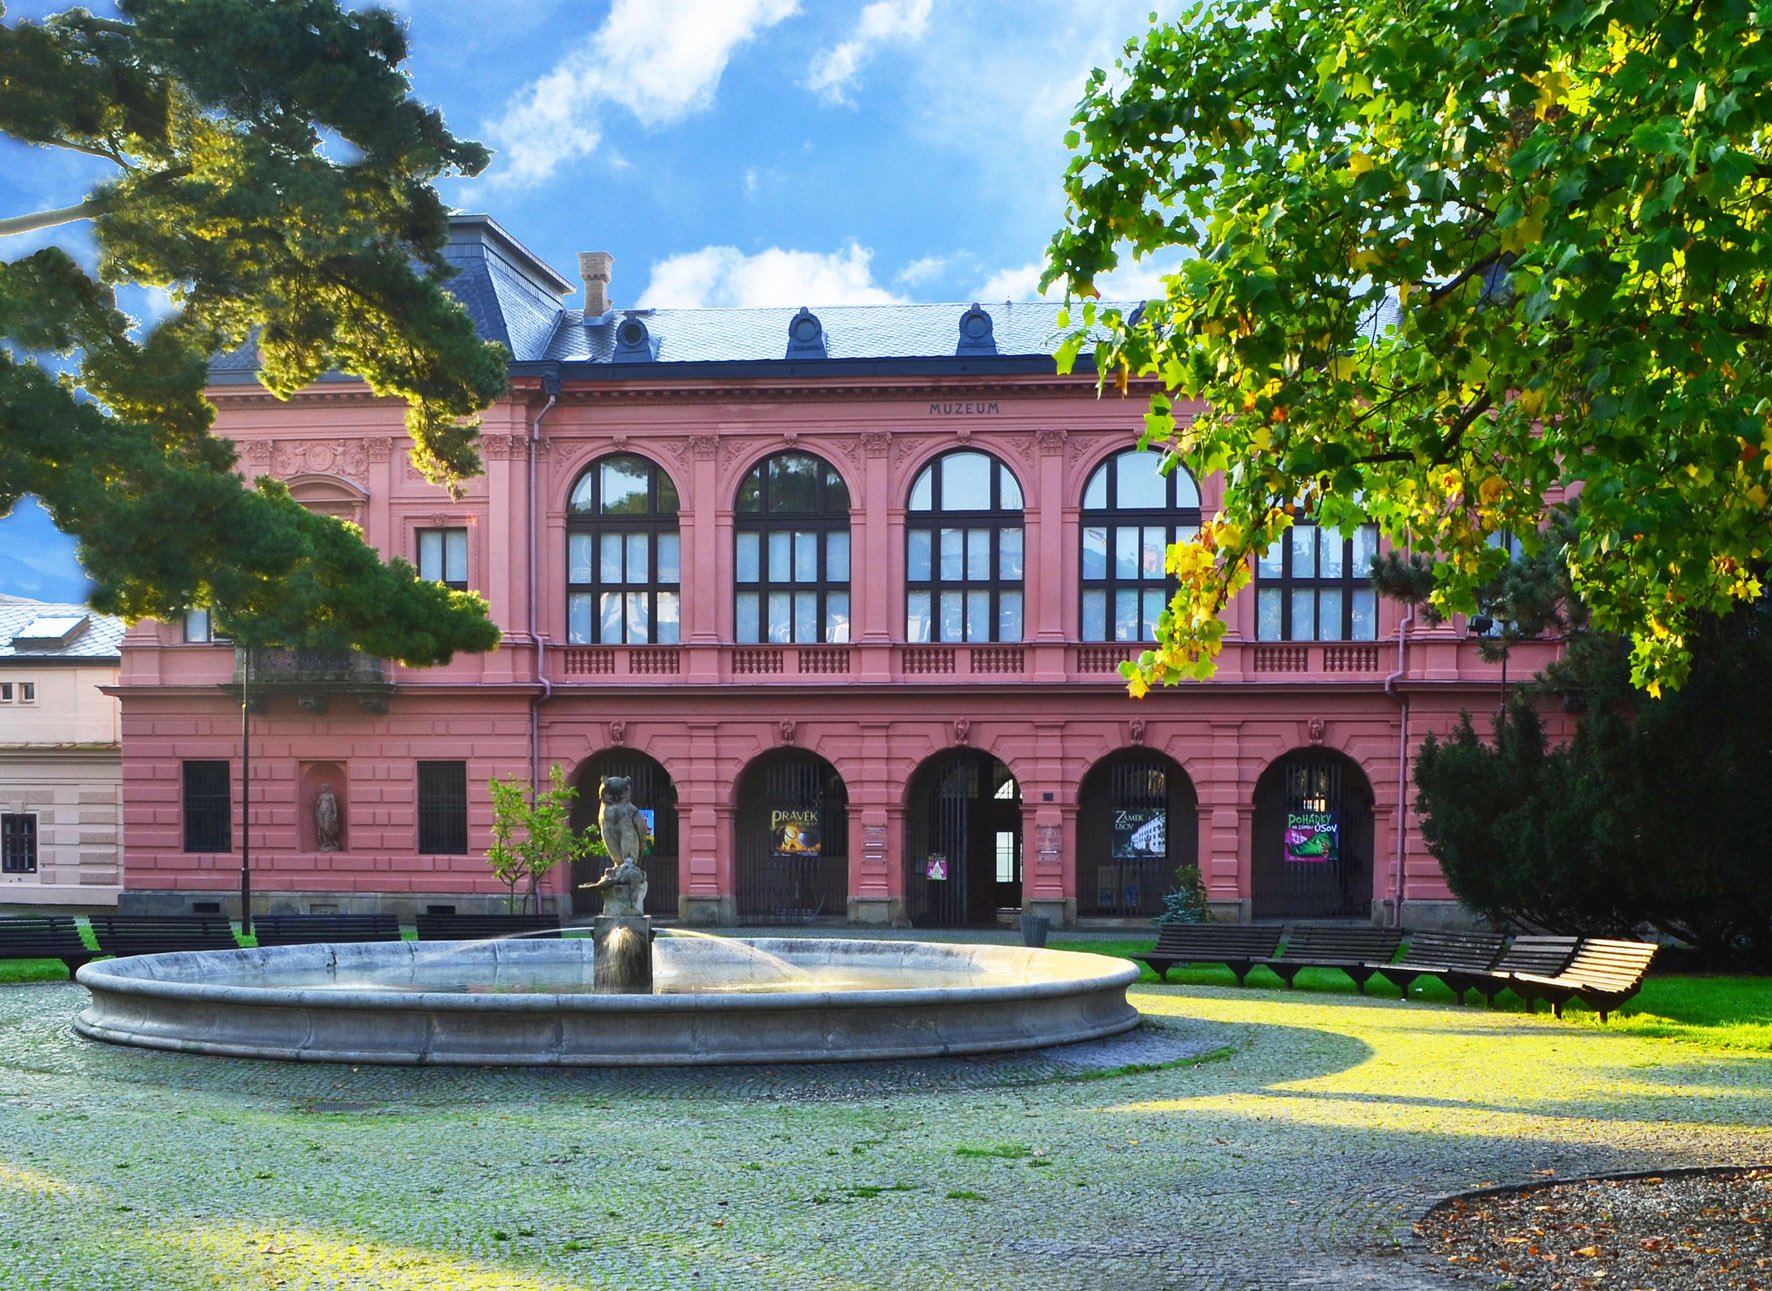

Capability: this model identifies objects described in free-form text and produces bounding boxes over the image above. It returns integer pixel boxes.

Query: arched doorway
[1251,749,1375,920]
[571,750,679,918]
[1076,750,1198,918]
[904,750,1020,927]
[733,750,849,921]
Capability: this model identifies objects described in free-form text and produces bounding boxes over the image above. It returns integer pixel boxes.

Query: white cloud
[639,243,905,308]
[485,0,800,187]
[973,261,1048,303]
[974,256,1179,305]
[894,255,949,287]
[806,0,934,104]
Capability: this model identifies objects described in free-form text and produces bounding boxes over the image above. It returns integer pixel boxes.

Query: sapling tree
[486,765,591,916]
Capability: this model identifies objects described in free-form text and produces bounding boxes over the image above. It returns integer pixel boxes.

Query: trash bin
[1019,914,1051,948]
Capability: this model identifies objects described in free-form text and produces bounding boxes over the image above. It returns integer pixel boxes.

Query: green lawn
[1064,935,1771,1050]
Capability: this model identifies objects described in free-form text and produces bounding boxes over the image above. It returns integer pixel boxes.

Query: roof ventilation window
[11,613,88,648]
[956,304,997,356]
[786,307,828,360]
[612,316,655,363]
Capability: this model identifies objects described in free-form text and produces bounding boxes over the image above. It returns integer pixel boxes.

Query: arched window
[566,455,681,644]
[1255,521,1379,641]
[734,453,852,643]
[1080,449,1200,641]
[905,450,1024,643]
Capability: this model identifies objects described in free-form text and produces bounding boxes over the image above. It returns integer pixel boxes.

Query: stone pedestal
[593,915,653,994]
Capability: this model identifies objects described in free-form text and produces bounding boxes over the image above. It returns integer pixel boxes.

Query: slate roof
[544,300,1080,365]
[0,596,125,662]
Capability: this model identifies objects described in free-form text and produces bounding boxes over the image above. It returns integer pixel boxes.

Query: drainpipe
[1382,564,1415,931]
[527,369,561,911]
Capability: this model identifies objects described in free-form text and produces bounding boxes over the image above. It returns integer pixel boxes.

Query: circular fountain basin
[73,937,1140,1066]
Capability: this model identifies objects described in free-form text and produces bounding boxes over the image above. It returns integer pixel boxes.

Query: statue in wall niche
[581,775,649,916]
[314,783,341,852]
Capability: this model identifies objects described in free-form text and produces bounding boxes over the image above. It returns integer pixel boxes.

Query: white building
[0,596,124,906]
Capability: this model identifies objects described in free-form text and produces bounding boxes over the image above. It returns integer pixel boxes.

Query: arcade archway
[1251,749,1374,920]
[1076,750,1197,918]
[733,749,849,921]
[904,750,1020,927]
[571,750,679,918]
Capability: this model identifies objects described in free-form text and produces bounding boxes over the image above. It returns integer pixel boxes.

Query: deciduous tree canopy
[0,0,506,660]
[1047,0,1772,694]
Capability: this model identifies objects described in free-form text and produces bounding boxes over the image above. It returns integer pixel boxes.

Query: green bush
[1153,864,1208,925]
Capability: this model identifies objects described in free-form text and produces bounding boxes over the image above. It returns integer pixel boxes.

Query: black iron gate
[905,751,1020,926]
[1078,752,1196,918]
[1251,751,1373,920]
[735,752,848,921]
[571,752,679,918]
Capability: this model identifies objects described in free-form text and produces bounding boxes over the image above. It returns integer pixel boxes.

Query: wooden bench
[88,914,241,958]
[413,913,562,941]
[1258,926,1404,993]
[1459,935,1581,1006]
[1509,937,1658,1022]
[0,916,95,974]
[252,914,405,946]
[1366,930,1506,1000]
[1133,924,1283,985]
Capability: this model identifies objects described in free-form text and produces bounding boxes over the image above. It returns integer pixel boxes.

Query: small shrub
[1153,864,1208,925]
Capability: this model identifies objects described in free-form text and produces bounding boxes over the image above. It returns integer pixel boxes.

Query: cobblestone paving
[0,979,1765,1290]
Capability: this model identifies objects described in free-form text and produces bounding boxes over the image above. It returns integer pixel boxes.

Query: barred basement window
[566,455,681,644]
[1080,449,1201,641]
[1,813,37,874]
[905,450,1025,643]
[182,760,232,853]
[417,527,469,590]
[1255,523,1380,641]
[417,760,468,855]
[734,452,852,643]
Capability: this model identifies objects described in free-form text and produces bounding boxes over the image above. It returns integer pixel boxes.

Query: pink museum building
[112,216,1560,928]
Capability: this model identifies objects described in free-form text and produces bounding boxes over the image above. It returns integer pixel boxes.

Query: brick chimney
[578,251,613,317]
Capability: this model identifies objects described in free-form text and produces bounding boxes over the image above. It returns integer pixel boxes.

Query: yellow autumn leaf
[1350,249,1381,273]
[1348,150,1375,178]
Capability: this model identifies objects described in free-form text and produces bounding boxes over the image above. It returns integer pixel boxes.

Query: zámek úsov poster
[1111,809,1166,859]
[1284,811,1338,864]
[771,809,821,858]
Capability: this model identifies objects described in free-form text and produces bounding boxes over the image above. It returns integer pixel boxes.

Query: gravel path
[0,979,1764,1289]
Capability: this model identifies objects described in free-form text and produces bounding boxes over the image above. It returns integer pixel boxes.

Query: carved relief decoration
[1037,825,1062,858]
[689,434,720,459]
[609,720,627,746]
[364,437,394,462]
[1007,434,1039,468]
[273,439,370,485]
[861,431,891,458]
[242,440,276,470]
[1035,429,1067,455]
[479,434,527,460]
[779,720,797,745]
[781,430,799,445]
[1307,717,1326,745]
[1129,719,1146,746]
[953,718,971,745]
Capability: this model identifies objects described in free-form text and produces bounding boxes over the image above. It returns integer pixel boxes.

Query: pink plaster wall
[114,371,1568,922]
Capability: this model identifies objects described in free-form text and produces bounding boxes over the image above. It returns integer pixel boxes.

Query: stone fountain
[73,779,1140,1066]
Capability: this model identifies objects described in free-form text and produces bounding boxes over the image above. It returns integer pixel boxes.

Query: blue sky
[1,0,1175,602]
